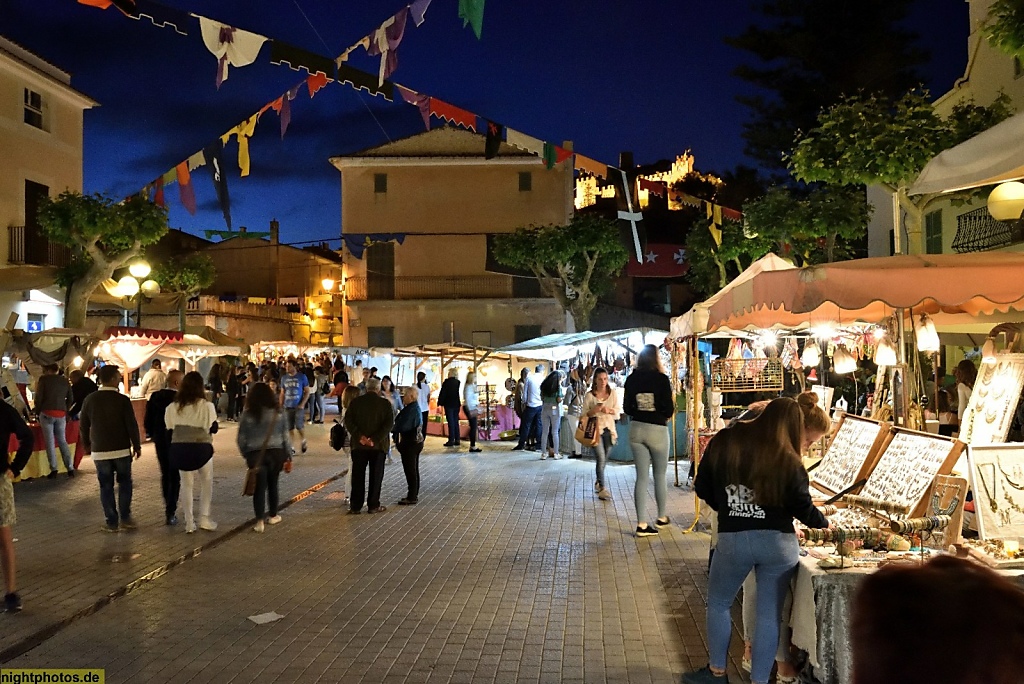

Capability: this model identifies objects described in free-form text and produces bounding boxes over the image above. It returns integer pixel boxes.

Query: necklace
[977,463,999,513]
[997,456,1024,491]
[930,483,959,516]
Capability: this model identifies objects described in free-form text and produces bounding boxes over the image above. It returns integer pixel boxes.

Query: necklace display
[930,482,959,516]
[977,463,1000,514]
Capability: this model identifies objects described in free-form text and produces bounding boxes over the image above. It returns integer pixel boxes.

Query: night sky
[2,0,969,246]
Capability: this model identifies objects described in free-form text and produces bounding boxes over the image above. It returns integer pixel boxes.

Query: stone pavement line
[7,443,754,684]
[0,466,348,664]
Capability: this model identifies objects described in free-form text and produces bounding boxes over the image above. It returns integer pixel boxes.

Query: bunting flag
[343,233,407,259]
[153,175,165,207]
[270,40,336,78]
[77,0,138,16]
[609,166,645,263]
[574,154,607,178]
[306,72,329,96]
[428,98,476,131]
[221,114,259,177]
[366,8,409,86]
[484,120,503,159]
[186,150,206,172]
[705,201,723,247]
[397,85,430,129]
[542,142,572,169]
[203,139,231,229]
[458,0,485,39]
[337,63,394,100]
[176,162,196,215]
[133,0,188,34]
[625,244,688,278]
[198,18,267,88]
[505,128,543,156]
[639,178,666,197]
[721,206,742,222]
[409,0,433,25]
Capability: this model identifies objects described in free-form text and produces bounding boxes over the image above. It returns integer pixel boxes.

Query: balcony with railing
[952,208,1024,253]
[8,225,72,268]
[345,275,535,301]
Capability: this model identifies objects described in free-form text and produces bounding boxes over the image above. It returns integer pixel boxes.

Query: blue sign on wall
[26,320,43,333]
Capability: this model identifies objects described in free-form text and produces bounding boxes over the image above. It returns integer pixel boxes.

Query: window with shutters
[925,209,943,254]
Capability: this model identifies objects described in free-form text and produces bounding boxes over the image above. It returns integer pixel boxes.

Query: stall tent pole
[685,335,702,533]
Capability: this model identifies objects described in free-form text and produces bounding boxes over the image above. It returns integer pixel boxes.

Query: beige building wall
[201,235,343,301]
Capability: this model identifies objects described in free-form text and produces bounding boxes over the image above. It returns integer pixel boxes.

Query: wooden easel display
[958,354,1024,445]
[809,413,890,499]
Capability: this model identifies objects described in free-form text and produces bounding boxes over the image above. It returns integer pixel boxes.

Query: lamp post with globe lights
[116,260,161,328]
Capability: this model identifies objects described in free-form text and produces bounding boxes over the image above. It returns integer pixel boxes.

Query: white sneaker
[598,487,612,501]
[198,519,218,531]
[185,523,197,534]
[253,520,265,533]
[267,515,282,525]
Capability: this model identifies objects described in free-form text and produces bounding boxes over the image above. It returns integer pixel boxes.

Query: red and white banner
[625,243,688,278]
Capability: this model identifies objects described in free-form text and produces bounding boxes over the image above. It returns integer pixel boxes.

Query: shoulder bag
[243,410,279,496]
[574,414,600,448]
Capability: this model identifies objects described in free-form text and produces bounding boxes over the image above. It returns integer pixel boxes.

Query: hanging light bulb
[915,313,941,353]
[873,340,897,367]
[833,346,857,374]
[982,337,998,365]
[801,342,820,367]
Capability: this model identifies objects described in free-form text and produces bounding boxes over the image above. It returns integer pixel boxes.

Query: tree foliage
[152,254,216,297]
[492,214,628,331]
[986,0,1024,59]
[37,192,169,328]
[727,0,925,171]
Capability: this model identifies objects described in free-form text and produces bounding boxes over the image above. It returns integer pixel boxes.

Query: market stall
[9,420,84,481]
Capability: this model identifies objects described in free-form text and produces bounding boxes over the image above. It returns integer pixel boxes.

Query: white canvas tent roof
[496,328,667,361]
[910,109,1024,195]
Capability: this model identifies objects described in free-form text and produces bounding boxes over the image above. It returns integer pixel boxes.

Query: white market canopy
[496,328,667,361]
[910,109,1024,195]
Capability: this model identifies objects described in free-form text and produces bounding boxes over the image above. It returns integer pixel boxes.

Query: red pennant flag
[154,176,165,208]
[306,72,329,97]
[176,162,196,215]
[625,243,688,278]
[428,98,476,131]
[639,178,666,197]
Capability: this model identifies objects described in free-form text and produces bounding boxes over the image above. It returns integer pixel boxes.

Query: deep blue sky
[2,0,969,246]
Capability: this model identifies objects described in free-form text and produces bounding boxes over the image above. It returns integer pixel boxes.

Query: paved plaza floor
[0,414,749,683]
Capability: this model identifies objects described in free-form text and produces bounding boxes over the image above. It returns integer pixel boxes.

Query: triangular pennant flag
[485,120,504,159]
[410,0,433,26]
[306,72,329,97]
[176,162,196,215]
[458,0,485,39]
[203,140,231,229]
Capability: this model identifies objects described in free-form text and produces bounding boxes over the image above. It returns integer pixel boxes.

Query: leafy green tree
[493,215,628,331]
[728,0,925,171]
[37,192,169,328]
[986,0,1024,58]
[152,254,216,331]
[789,89,1013,252]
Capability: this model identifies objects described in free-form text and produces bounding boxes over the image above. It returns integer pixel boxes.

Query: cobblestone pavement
[2,415,749,683]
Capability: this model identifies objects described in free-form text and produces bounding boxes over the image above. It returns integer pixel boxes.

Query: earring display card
[860,428,964,518]
[810,414,889,497]
[958,354,1024,446]
[966,444,1024,541]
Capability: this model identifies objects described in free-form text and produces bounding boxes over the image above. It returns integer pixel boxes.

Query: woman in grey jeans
[236,382,291,533]
[580,367,620,500]
[623,344,674,537]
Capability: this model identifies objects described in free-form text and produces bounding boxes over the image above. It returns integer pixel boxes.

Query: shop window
[925,209,943,254]
[374,173,388,194]
[514,325,541,343]
[518,172,532,192]
[23,88,43,129]
[367,326,394,347]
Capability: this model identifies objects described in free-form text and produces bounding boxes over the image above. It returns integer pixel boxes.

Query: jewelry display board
[859,428,964,518]
[810,414,889,497]
[966,444,1024,541]
[924,475,967,549]
[958,354,1024,445]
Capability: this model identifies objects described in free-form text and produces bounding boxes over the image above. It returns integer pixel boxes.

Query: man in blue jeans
[278,359,310,455]
[513,365,544,451]
[79,365,142,532]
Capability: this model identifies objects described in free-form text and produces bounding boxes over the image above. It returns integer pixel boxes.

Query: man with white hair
[513,364,545,451]
[344,377,394,514]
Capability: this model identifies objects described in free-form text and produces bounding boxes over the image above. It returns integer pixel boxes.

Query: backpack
[329,419,348,451]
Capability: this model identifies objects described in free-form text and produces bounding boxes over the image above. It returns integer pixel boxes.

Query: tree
[37,192,169,328]
[728,0,925,171]
[986,0,1024,58]
[789,89,1013,252]
[152,254,216,331]
[493,215,628,331]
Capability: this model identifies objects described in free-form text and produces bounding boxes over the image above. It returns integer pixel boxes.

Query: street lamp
[116,259,161,327]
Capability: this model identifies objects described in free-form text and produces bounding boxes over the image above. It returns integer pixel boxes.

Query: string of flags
[76,0,736,266]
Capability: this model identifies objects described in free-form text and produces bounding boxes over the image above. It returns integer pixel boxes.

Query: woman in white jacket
[580,367,621,501]
[165,371,219,533]
[463,371,482,453]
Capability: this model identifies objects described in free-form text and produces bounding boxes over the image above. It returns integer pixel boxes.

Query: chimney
[619,151,634,170]
[562,140,573,152]
[269,219,279,245]
[239,225,247,234]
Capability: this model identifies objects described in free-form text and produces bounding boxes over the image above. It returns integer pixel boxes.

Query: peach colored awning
[706,252,1024,333]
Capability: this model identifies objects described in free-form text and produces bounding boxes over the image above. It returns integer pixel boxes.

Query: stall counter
[9,420,84,481]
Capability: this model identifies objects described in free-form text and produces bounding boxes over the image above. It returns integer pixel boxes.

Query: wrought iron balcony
[8,225,72,267]
[952,208,1024,253]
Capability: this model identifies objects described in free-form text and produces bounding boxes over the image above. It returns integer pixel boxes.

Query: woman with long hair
[538,369,563,459]
[463,371,482,453]
[415,371,431,429]
[684,395,831,684]
[393,387,424,504]
[623,344,674,535]
[207,363,224,415]
[581,367,621,500]
[165,371,219,534]
[237,382,290,533]
[953,359,977,425]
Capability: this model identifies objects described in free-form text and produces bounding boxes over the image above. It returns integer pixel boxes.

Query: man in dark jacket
[436,369,462,447]
[0,400,34,612]
[145,369,182,526]
[68,369,98,420]
[80,365,142,532]
[344,377,394,514]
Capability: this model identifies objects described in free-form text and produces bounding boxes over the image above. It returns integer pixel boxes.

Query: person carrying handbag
[580,367,621,501]
[236,382,291,533]
[393,387,424,505]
